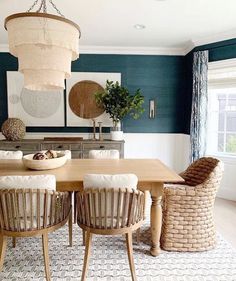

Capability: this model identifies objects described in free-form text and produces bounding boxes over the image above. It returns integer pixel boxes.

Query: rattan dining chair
[76,186,145,281]
[0,175,72,281]
[73,149,120,224]
[161,157,224,252]
[0,150,23,248]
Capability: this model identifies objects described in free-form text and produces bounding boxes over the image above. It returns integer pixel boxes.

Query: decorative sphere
[1,118,26,141]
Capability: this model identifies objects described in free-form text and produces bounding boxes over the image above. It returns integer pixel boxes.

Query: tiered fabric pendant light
[4,0,81,91]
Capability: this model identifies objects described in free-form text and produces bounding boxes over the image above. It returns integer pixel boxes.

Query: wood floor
[214,197,236,249]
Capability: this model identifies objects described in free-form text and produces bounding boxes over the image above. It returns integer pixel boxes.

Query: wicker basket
[161,157,224,252]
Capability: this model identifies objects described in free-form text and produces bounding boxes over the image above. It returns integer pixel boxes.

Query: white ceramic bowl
[23,153,67,170]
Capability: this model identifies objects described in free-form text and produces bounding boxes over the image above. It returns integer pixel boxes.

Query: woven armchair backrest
[0,189,71,232]
[180,157,224,187]
[76,188,144,229]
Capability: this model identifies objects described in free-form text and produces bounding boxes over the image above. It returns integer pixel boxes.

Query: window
[207,59,236,156]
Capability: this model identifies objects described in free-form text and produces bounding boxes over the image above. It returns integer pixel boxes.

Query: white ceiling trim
[192,29,236,50]
[182,41,195,56]
[79,45,185,56]
[0,44,8,52]
[0,43,185,56]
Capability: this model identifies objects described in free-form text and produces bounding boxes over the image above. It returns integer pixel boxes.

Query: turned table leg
[150,183,163,256]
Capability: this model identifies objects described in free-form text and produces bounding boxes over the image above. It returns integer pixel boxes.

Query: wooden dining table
[0,158,184,256]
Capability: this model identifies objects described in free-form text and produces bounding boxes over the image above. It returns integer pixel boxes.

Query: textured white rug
[1,222,236,281]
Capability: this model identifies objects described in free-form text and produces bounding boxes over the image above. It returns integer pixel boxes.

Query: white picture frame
[7,71,65,127]
[66,72,121,127]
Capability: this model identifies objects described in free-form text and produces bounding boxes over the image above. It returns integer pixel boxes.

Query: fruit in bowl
[23,150,67,170]
[32,150,58,160]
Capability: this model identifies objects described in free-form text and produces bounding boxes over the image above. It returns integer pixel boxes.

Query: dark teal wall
[195,38,236,62]
[184,38,236,134]
[1,38,235,135]
[0,53,186,134]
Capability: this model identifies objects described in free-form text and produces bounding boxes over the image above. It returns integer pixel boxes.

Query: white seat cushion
[83,174,138,189]
[0,175,56,190]
[88,150,120,159]
[83,174,138,226]
[0,150,23,159]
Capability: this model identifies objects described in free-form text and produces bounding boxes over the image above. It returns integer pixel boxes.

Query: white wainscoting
[123,133,190,173]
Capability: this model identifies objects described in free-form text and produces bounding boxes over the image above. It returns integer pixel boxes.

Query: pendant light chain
[27,0,40,12]
[49,0,65,17]
[26,0,65,17]
[36,0,47,13]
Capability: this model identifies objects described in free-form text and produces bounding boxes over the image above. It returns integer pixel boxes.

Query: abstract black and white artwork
[7,71,65,126]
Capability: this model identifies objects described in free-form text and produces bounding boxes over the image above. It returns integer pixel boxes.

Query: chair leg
[81,231,93,281]
[12,237,16,248]
[42,233,51,281]
[144,191,149,220]
[74,192,77,224]
[0,236,7,271]
[82,230,86,246]
[136,228,140,245]
[68,210,73,247]
[125,232,137,281]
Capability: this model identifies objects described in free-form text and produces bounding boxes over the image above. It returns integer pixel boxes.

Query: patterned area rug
[1,222,236,281]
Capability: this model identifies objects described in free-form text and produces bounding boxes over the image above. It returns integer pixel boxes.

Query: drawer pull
[15,145,21,149]
[99,145,105,149]
[57,145,63,149]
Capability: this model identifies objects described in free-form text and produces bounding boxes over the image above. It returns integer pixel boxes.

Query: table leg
[150,183,163,256]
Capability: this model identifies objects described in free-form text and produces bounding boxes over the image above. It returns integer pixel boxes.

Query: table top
[0,159,184,191]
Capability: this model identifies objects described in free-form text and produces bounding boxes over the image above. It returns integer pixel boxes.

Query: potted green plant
[95,80,144,140]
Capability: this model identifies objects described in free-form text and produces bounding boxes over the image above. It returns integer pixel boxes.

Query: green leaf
[95,80,145,122]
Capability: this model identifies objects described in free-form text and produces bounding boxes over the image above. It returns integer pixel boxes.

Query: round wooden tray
[69,80,104,119]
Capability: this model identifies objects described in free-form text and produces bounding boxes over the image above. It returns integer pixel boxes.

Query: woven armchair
[0,188,72,281]
[161,157,224,252]
[77,188,145,281]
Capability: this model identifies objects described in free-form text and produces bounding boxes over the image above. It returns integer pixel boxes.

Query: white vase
[111,121,123,141]
[111,130,123,141]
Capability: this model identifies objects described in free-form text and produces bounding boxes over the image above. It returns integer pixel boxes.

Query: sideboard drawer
[83,143,121,150]
[41,144,71,150]
[0,139,124,158]
[70,143,82,150]
[0,142,40,151]
[71,151,83,159]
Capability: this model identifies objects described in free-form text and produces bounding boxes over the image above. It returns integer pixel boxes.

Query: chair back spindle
[77,188,144,231]
[0,189,71,233]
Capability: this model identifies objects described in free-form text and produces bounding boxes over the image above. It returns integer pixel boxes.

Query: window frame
[207,59,236,158]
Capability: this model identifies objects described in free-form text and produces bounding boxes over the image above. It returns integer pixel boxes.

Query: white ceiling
[1,0,236,55]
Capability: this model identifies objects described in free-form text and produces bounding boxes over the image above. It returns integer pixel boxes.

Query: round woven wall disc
[69,80,105,119]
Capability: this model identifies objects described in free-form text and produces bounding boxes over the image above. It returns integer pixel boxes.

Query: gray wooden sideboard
[0,139,124,159]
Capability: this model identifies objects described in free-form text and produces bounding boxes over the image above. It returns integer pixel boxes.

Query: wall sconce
[149,99,156,119]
